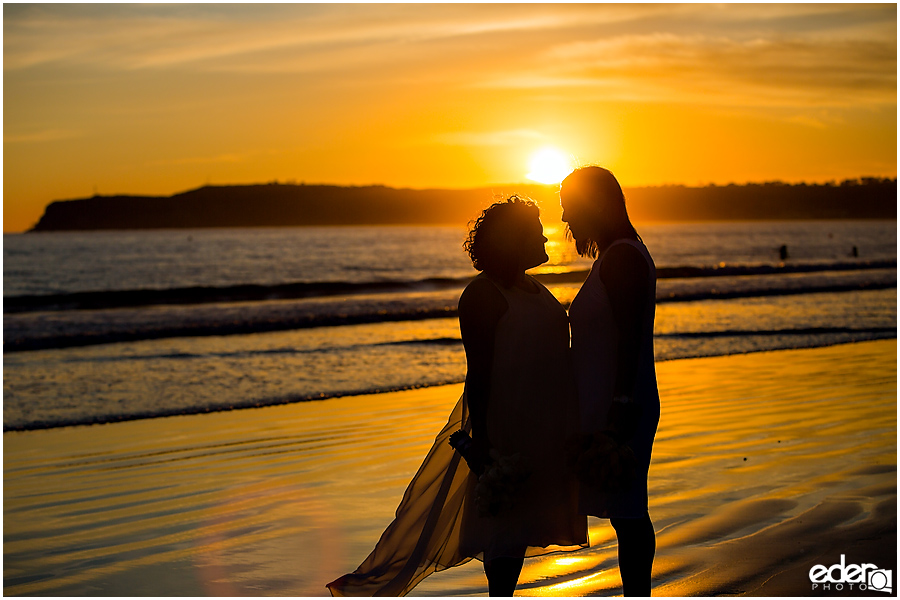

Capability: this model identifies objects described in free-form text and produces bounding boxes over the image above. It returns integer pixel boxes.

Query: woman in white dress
[561,166,660,596]
[327,196,587,597]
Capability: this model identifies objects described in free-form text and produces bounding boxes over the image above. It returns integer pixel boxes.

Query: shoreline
[4,336,896,433]
[5,339,896,596]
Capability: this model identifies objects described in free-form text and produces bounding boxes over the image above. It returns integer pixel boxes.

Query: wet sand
[4,340,896,596]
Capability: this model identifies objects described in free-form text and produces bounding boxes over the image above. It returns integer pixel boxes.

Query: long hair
[464,195,539,284]
[560,166,639,258]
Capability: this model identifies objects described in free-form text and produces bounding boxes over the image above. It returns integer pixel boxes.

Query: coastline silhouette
[27,178,897,232]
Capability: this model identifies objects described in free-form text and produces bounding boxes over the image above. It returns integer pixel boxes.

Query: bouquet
[449,430,531,517]
[568,397,642,492]
[567,432,638,493]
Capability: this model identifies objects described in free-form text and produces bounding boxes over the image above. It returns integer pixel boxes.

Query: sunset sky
[4,3,897,232]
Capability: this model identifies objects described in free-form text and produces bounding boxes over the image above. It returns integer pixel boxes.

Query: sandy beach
[4,339,896,596]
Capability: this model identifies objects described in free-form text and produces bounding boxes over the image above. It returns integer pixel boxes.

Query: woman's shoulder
[596,240,653,301]
[600,239,653,271]
[524,273,551,293]
[459,275,508,316]
[462,273,499,293]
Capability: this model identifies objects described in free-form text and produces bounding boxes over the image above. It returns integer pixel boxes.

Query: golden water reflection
[4,340,894,596]
[540,223,587,272]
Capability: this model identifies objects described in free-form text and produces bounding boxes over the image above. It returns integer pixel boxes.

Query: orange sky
[3,3,897,232]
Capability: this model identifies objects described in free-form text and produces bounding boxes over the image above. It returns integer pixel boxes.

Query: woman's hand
[448,430,493,476]
[469,436,493,477]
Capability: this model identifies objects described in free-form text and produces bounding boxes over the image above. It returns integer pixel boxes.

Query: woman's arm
[458,277,508,463]
[599,243,649,399]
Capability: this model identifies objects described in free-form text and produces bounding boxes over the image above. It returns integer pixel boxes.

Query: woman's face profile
[518,215,549,271]
[560,192,589,242]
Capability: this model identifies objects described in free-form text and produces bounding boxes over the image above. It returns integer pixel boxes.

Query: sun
[525,147,573,184]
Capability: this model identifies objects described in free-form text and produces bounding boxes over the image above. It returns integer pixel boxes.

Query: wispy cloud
[483,31,897,108]
[2,1,894,219]
[784,113,835,129]
[2,4,619,73]
[6,3,894,110]
[4,129,83,144]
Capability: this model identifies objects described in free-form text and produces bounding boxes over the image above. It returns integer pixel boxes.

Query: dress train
[327,393,473,596]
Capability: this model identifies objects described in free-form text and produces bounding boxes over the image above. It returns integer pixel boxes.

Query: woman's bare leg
[484,555,525,596]
[611,513,656,596]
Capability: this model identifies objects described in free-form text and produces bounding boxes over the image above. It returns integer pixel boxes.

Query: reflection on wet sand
[3,340,895,596]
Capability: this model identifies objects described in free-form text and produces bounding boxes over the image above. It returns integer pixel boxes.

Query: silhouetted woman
[327,196,587,597]
[561,166,660,596]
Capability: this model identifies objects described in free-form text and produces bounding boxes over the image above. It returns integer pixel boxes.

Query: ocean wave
[3,277,470,314]
[46,328,898,366]
[4,259,894,314]
[657,326,897,338]
[52,337,468,364]
[1,384,450,432]
[4,268,895,352]
[4,284,895,432]
[5,331,896,432]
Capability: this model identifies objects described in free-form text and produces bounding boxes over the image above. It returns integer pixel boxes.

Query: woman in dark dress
[327,196,587,597]
[562,166,660,596]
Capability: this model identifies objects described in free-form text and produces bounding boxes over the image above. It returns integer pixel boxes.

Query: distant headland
[28,178,896,232]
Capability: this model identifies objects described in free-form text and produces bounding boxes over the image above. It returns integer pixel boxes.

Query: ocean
[3,220,896,431]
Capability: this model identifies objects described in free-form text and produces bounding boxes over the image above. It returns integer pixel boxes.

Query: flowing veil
[327,392,474,596]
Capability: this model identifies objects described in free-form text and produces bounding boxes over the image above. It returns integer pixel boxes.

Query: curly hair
[463,195,539,280]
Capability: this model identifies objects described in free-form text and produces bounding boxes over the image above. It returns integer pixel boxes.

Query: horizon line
[47,175,900,198]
